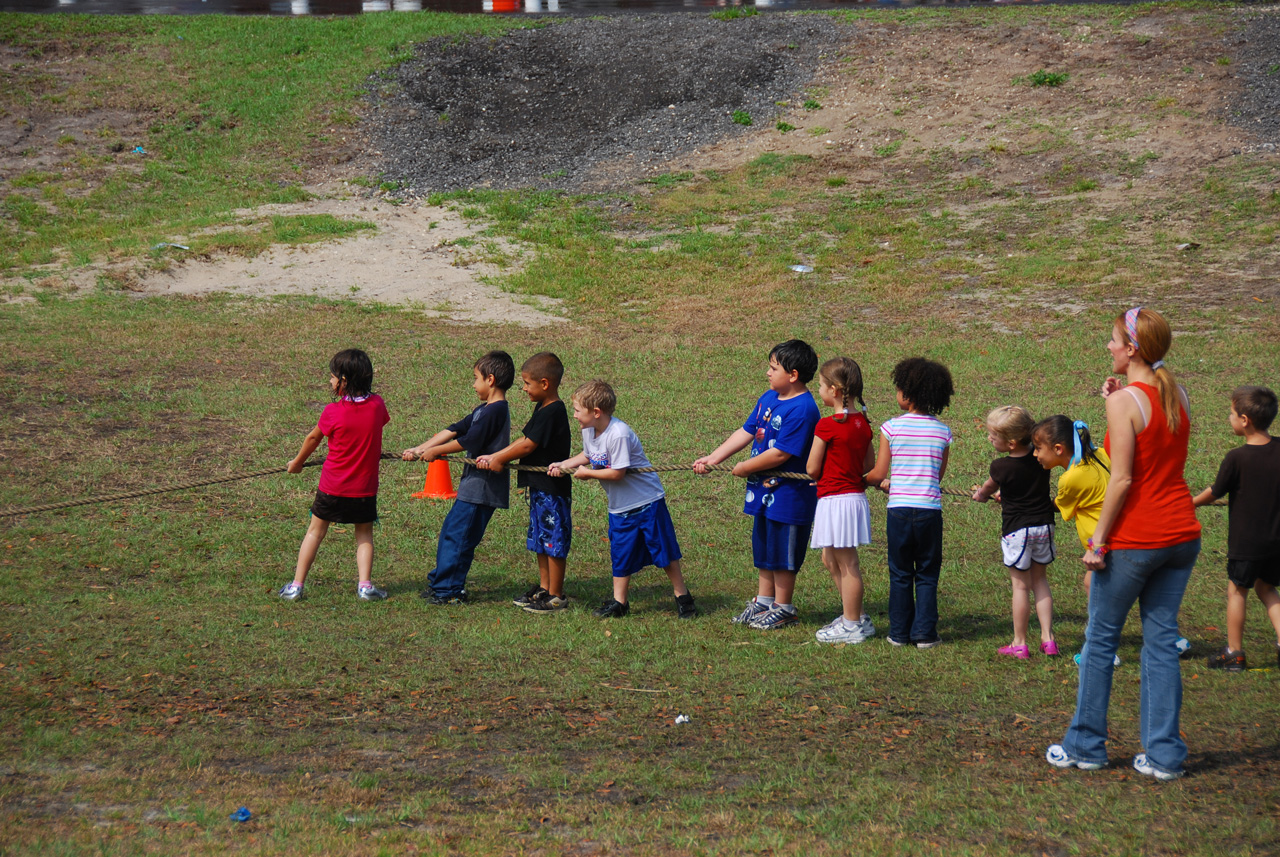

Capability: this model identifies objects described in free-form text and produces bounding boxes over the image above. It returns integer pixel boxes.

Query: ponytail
[1119,307,1181,434]
[818,357,865,423]
[1033,415,1109,473]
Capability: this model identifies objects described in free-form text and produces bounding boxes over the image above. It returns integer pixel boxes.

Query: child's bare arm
[288,425,325,473]
[477,437,538,472]
[732,448,790,479]
[938,446,950,481]
[548,452,588,477]
[693,429,754,474]
[805,437,828,482]
[402,428,457,461]
[972,476,999,502]
[863,435,891,488]
[573,466,625,482]
[1191,486,1218,508]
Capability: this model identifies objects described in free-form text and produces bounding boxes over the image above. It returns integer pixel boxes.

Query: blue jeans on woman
[1060,538,1200,775]
[886,507,943,644]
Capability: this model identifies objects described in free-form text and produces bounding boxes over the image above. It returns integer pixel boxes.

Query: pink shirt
[317,395,390,498]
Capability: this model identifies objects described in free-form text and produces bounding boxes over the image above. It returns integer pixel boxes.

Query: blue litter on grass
[133,146,147,155]
[230,806,251,823]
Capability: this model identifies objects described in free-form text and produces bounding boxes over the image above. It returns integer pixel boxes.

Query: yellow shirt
[1055,450,1111,548]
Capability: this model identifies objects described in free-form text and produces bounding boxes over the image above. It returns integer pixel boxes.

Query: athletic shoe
[523,594,568,614]
[997,644,1030,660]
[886,636,908,647]
[1074,651,1122,667]
[513,585,547,607]
[731,598,770,625]
[1133,753,1183,781]
[1175,636,1192,658]
[1045,744,1105,771]
[816,619,869,645]
[858,613,876,639]
[357,584,387,601]
[818,614,844,635]
[424,589,468,605]
[593,598,630,618]
[675,593,699,620]
[749,605,798,631]
[1205,647,1246,672]
[915,637,943,649]
[1040,641,1060,656]
[277,582,303,602]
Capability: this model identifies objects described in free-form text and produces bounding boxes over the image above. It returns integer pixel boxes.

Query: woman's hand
[1100,377,1123,398]
[1083,548,1107,571]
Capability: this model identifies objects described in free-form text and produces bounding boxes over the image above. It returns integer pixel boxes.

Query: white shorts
[810,492,872,549]
[1002,524,1056,571]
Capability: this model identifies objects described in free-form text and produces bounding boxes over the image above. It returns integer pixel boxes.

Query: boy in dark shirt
[478,352,573,613]
[1193,385,1280,671]
[403,350,513,604]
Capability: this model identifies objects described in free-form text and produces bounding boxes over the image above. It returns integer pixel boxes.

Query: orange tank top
[1104,382,1201,549]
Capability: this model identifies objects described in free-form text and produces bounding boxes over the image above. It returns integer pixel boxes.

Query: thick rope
[0,451,1226,519]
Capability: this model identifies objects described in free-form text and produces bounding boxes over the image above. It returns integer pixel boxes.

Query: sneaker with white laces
[731,598,770,625]
[818,614,844,635]
[1133,753,1184,781]
[816,619,869,645]
[1045,744,1105,771]
[357,584,387,601]
[748,605,798,631]
[513,585,547,607]
[858,613,876,638]
[278,582,304,601]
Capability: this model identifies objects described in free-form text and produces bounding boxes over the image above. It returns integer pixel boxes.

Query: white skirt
[809,492,873,549]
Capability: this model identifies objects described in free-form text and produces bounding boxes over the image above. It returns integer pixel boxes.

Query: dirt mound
[366,14,847,193]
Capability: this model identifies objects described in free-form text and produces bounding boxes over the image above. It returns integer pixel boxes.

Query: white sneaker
[1046,744,1105,770]
[1133,753,1184,781]
[278,582,303,601]
[818,614,844,634]
[816,620,869,645]
[857,613,876,639]
[357,584,387,601]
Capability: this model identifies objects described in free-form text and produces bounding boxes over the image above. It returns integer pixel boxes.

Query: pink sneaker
[998,644,1031,660]
[1041,641,1061,656]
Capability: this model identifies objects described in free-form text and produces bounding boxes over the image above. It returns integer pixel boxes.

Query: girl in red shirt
[806,357,876,645]
[279,349,391,603]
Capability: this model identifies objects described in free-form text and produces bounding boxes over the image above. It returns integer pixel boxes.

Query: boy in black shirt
[478,353,573,612]
[403,351,513,604]
[1193,385,1280,671]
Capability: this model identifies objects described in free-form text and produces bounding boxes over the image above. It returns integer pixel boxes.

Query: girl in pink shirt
[279,349,390,603]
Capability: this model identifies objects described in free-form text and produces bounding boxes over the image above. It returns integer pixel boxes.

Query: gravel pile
[365,14,847,193]
[1228,9,1280,149]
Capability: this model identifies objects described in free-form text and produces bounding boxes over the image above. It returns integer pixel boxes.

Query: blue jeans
[1061,538,1200,774]
[428,500,496,597]
[885,507,943,643]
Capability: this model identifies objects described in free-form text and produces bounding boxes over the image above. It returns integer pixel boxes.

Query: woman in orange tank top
[1046,308,1201,781]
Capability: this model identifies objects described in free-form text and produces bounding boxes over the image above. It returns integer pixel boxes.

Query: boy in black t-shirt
[478,353,573,612]
[1193,385,1280,671]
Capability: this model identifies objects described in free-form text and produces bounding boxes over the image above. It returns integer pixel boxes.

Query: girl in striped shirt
[864,358,954,648]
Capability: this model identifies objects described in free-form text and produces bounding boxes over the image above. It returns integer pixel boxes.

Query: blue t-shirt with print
[740,390,820,525]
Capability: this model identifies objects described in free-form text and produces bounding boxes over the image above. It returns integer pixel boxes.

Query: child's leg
[428,501,496,596]
[772,570,798,607]
[294,515,331,586]
[911,510,943,643]
[354,522,374,586]
[757,568,777,600]
[546,555,566,598]
[1009,567,1032,647]
[662,559,689,597]
[1226,580,1249,652]
[1255,580,1280,644]
[537,552,551,592]
[613,573,631,604]
[885,510,916,641]
[1029,561,1054,644]
[831,547,864,622]
[822,547,841,595]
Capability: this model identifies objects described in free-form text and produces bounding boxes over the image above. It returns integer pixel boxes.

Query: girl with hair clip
[1031,415,1118,665]
[806,357,876,645]
[1046,308,1201,782]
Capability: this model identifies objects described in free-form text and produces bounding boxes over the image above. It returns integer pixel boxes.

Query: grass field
[3,3,1280,855]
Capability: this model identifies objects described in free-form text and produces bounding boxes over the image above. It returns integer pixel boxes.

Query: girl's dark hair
[891,357,953,416]
[1032,415,1109,472]
[330,349,374,398]
[819,357,865,417]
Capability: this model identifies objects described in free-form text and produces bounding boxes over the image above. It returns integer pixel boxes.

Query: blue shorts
[608,498,682,578]
[752,514,811,572]
[526,490,572,559]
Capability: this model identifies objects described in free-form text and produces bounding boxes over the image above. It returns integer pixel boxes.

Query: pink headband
[1124,307,1142,350]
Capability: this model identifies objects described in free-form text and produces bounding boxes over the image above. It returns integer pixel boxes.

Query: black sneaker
[513,585,547,607]
[1206,646,1246,672]
[593,598,629,618]
[523,594,569,614]
[675,593,699,620]
[423,589,469,605]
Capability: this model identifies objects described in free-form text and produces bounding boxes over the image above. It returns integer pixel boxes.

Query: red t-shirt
[317,395,390,498]
[1104,382,1201,550]
[814,412,873,498]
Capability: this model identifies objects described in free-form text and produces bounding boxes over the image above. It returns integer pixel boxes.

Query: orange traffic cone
[411,459,457,500]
